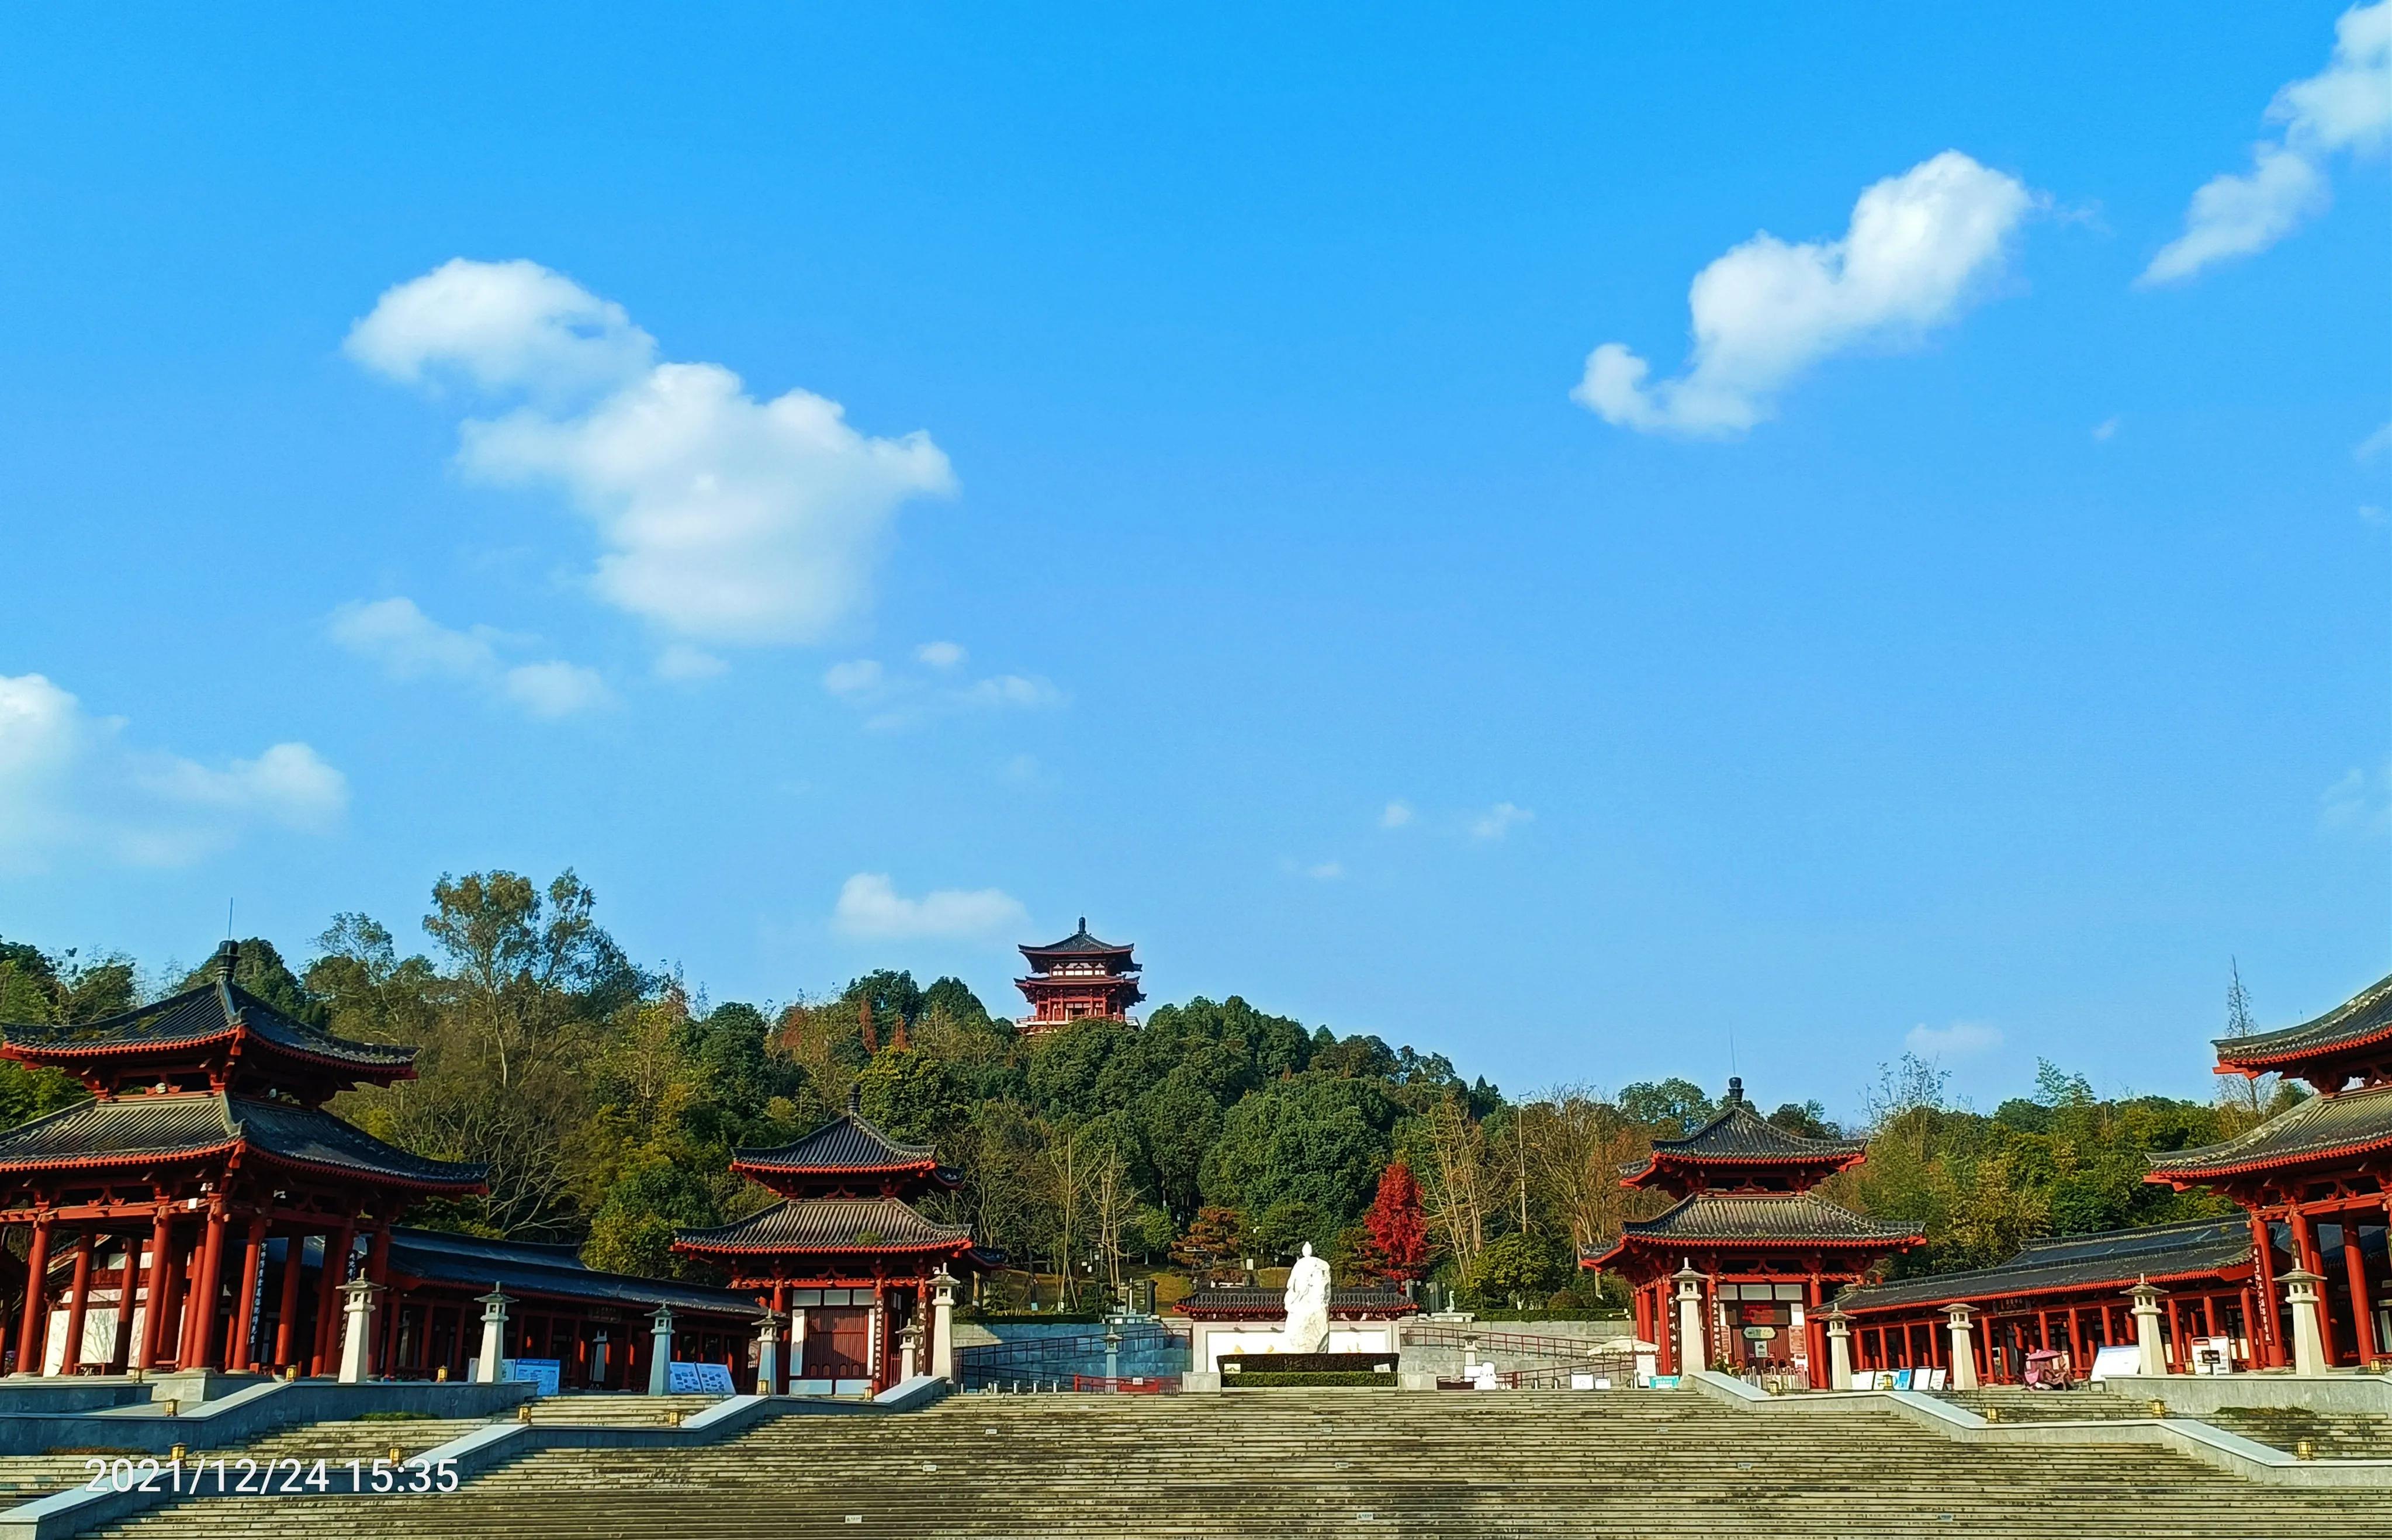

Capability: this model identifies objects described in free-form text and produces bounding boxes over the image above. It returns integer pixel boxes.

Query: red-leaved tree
[1358,1160,1433,1283]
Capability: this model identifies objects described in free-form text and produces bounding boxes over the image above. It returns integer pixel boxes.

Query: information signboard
[503,1358,562,1396]
[668,1360,739,1394]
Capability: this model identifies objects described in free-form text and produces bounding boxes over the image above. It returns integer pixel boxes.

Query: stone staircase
[515,1394,722,1428]
[93,1388,2392,1539]
[2203,1405,2392,1461]
[0,1416,493,1503]
[1936,1386,2163,1423]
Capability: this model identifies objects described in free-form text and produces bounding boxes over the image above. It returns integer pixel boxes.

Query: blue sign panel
[668,1360,738,1394]
[503,1358,562,1395]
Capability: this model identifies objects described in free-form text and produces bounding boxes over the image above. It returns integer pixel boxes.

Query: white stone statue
[1281,1241,1331,1354]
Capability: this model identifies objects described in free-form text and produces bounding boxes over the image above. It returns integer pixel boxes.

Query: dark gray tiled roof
[2214,973,2392,1070]
[675,1196,971,1254]
[385,1226,754,1317]
[733,1110,937,1172]
[1611,1192,1923,1245]
[2146,1082,2392,1180]
[1019,919,1137,962]
[1641,1101,1867,1167]
[0,977,414,1071]
[1834,1217,2254,1314]
[0,1092,484,1189]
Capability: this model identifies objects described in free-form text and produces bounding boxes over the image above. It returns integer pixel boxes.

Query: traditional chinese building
[0,941,486,1377]
[2145,970,2392,1369]
[1581,1078,1922,1380]
[1832,1215,2261,1380]
[1014,919,1143,1037]
[673,1088,995,1393]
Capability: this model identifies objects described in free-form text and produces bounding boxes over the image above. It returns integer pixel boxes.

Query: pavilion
[2146,970,2392,1369]
[0,941,485,1376]
[1014,919,1144,1037]
[1582,1078,1922,1380]
[673,1087,996,1392]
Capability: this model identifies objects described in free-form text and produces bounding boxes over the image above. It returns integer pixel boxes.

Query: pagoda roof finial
[214,938,240,980]
[1078,916,1088,934]
[1725,1075,1743,1107]
[847,1082,862,1117]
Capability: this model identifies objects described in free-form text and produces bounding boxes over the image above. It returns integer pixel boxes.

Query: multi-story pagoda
[1583,1078,1922,1380]
[673,1088,994,1393]
[0,941,484,1378]
[1014,918,1143,1038]
[2147,970,2392,1369]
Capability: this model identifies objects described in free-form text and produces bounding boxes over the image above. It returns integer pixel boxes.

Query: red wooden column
[134,1209,171,1371]
[15,1214,53,1375]
[2248,1209,2283,1366]
[311,1222,354,1375]
[187,1207,228,1368]
[272,1231,306,1370]
[229,1216,267,1372]
[58,1235,95,1374]
[2339,1213,2379,1365]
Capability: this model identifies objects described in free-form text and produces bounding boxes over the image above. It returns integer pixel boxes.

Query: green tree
[1466,1230,1567,1308]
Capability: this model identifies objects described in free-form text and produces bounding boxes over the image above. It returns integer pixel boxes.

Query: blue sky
[1,5,2385,1119]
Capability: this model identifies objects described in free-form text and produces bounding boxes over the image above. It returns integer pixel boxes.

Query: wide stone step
[88,1390,2391,1539]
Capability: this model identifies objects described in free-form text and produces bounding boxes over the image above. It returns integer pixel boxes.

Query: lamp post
[897,1321,923,1383]
[753,1309,781,1397]
[473,1286,513,1385]
[2281,1270,2328,1376]
[646,1304,676,1396]
[335,1278,383,1385]
[1820,1306,1854,1391]
[929,1269,959,1382]
[1942,1304,1979,1391]
[1103,1320,1123,1386]
[1673,1262,1708,1378]
[2125,1276,2167,1378]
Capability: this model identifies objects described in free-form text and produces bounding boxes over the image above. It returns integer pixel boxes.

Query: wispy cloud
[820,652,1065,730]
[1379,801,1415,829]
[1304,860,1344,881]
[329,597,612,719]
[2355,420,2392,462]
[1905,1020,2003,1058]
[1574,151,2034,436]
[2141,4,2391,284]
[1467,802,1535,842]
[0,673,346,870]
[2092,416,2121,442]
[831,873,1029,942]
[2321,759,2392,838]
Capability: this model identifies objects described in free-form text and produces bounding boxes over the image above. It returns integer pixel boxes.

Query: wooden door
[804,1307,871,1378]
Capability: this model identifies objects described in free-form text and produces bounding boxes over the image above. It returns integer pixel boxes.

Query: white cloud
[1380,800,1415,829]
[2092,416,2121,442]
[2142,4,2391,283]
[831,873,1029,942]
[349,258,956,648]
[2356,420,2392,461]
[1574,151,2034,437]
[1306,860,1345,881]
[652,642,727,682]
[916,641,967,669]
[0,673,347,870]
[822,659,885,697]
[820,655,1064,730]
[2322,759,2392,838]
[328,597,612,719]
[1905,1020,2004,1057]
[1467,801,1535,841]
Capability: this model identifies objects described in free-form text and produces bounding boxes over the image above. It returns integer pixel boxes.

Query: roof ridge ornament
[847,1082,862,1117]
[214,939,240,980]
